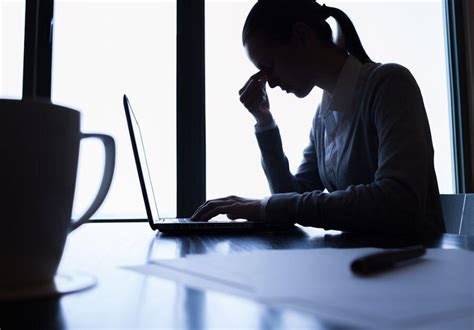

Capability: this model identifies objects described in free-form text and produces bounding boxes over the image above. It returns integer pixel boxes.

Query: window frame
[444,0,473,193]
[23,0,53,99]
[22,0,472,221]
[176,0,206,217]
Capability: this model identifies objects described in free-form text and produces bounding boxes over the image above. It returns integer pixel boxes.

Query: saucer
[0,272,97,301]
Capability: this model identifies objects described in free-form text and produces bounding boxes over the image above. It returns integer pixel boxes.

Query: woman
[191,0,445,235]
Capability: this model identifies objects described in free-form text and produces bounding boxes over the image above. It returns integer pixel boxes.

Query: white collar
[326,55,363,112]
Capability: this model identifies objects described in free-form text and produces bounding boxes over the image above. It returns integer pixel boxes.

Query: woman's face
[244,30,319,98]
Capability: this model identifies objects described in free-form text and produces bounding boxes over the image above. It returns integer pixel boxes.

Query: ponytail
[242,0,373,64]
[323,5,373,63]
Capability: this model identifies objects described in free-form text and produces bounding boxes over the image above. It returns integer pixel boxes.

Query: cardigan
[256,57,445,236]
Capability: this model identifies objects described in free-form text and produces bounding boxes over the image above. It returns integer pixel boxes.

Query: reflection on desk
[1,223,473,329]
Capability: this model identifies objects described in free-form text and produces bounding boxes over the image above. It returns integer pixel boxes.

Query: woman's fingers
[239,78,262,99]
[198,203,239,222]
[191,196,262,222]
[241,88,265,109]
[247,94,268,113]
[191,200,225,220]
[239,78,253,96]
[238,71,271,125]
[239,83,261,104]
[239,71,267,96]
[240,71,265,93]
[240,84,268,114]
[191,196,239,221]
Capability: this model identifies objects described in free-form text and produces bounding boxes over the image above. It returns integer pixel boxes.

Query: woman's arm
[191,118,325,222]
[255,111,325,194]
[238,71,325,194]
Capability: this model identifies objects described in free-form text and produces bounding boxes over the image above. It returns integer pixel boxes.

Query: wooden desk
[1,223,473,329]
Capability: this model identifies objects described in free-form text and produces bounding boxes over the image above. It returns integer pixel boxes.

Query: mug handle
[70,133,116,231]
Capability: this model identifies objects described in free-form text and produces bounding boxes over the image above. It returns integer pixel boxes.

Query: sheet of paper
[124,248,474,328]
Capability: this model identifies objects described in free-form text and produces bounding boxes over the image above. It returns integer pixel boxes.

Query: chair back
[440,194,474,235]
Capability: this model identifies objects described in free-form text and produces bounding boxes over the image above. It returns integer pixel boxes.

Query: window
[52,0,176,219]
[17,0,470,220]
[0,0,24,99]
[205,0,455,200]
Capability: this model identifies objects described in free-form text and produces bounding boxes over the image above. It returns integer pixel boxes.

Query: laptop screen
[123,95,161,224]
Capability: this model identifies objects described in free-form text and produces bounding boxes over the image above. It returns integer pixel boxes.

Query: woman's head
[242,0,372,97]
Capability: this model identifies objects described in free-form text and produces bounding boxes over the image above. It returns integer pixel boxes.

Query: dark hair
[242,0,373,63]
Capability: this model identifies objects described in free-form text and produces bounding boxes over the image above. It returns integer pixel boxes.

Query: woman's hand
[239,71,274,126]
[191,195,263,222]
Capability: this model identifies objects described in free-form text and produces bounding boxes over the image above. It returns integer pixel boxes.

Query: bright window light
[52,0,176,219]
[0,0,24,99]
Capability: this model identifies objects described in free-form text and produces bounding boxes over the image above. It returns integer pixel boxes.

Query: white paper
[124,248,474,328]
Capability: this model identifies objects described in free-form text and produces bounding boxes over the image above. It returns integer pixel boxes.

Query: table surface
[1,222,473,329]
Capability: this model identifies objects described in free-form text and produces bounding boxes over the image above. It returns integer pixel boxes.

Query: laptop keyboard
[161,218,191,224]
[160,216,235,224]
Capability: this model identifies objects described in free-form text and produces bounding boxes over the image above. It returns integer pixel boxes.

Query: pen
[350,245,426,275]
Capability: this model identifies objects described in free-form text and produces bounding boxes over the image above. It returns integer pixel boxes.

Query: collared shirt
[321,55,364,187]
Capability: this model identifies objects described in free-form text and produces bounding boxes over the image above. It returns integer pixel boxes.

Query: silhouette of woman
[192,0,445,236]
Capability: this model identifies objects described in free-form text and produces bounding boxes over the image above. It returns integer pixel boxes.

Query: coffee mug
[0,99,115,288]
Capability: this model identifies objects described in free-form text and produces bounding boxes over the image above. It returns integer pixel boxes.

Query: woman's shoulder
[358,62,424,119]
[366,62,418,87]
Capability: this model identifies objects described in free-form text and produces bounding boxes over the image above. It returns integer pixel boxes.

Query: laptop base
[152,219,294,234]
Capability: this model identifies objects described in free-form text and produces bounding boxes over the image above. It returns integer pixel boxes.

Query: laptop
[123,94,294,234]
